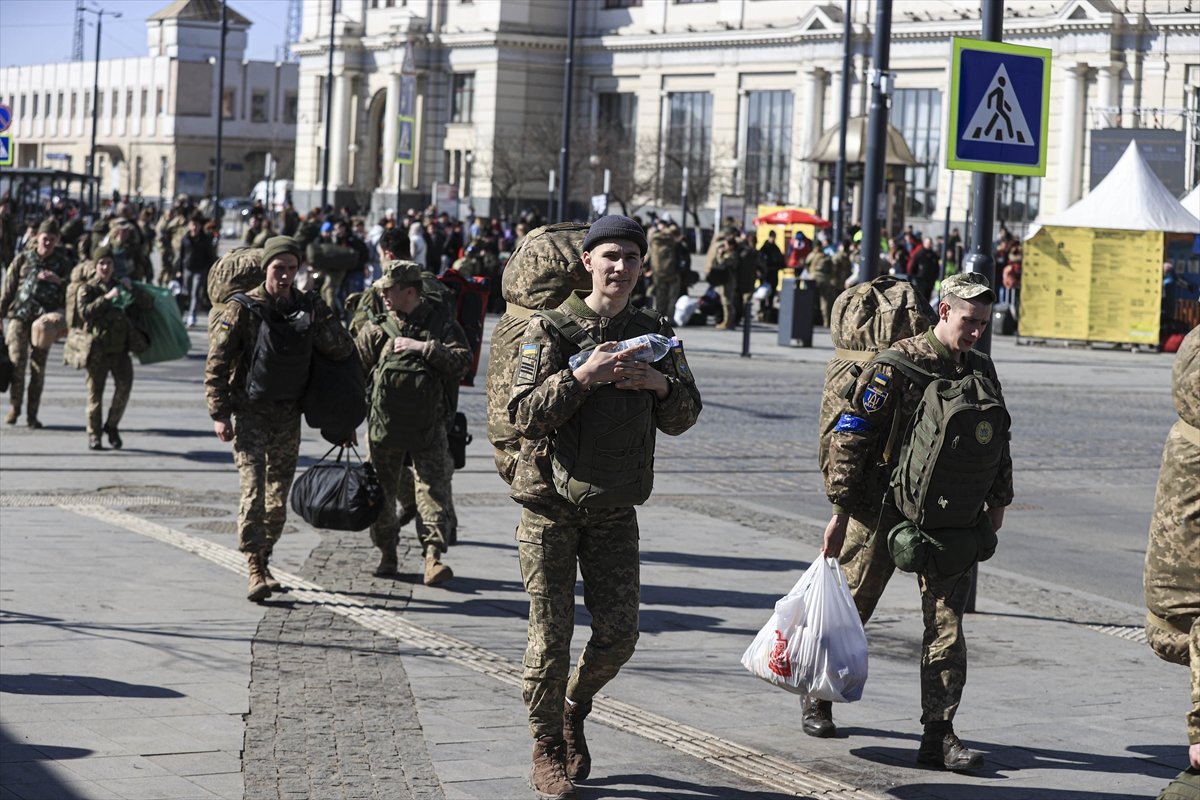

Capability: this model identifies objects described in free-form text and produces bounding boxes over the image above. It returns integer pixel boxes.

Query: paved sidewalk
[0,317,1191,800]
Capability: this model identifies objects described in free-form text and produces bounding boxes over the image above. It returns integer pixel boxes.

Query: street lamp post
[321,0,337,211]
[83,5,122,214]
[213,0,228,225]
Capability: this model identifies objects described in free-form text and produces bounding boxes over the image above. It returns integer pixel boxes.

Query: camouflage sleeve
[826,359,901,513]
[78,284,111,324]
[982,357,1015,508]
[1191,617,1199,745]
[205,303,247,421]
[354,320,387,374]
[422,317,471,382]
[0,252,25,318]
[310,293,355,361]
[508,317,589,440]
[652,320,701,436]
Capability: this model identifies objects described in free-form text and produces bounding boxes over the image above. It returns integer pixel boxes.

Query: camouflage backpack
[817,275,938,480]
[206,247,265,339]
[62,260,98,369]
[484,222,592,484]
[368,312,446,453]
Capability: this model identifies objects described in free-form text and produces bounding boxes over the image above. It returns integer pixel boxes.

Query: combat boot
[88,436,104,451]
[423,547,453,586]
[103,424,122,449]
[245,552,272,602]
[373,546,398,577]
[4,408,17,425]
[917,721,984,771]
[528,737,576,800]
[562,698,592,782]
[260,551,284,593]
[801,696,836,738]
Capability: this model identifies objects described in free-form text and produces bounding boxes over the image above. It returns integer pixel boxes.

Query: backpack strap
[627,306,664,337]
[536,308,600,355]
[869,350,936,467]
[230,292,264,319]
[376,313,403,340]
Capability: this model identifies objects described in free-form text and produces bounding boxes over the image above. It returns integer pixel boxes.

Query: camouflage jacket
[0,246,73,321]
[826,328,1014,518]
[716,243,759,293]
[807,250,836,285]
[354,298,472,420]
[205,284,352,421]
[646,230,677,279]
[77,276,154,356]
[508,290,702,505]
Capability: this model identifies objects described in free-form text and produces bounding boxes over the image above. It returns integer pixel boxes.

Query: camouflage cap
[92,244,114,262]
[941,271,995,303]
[375,260,423,289]
[38,218,60,235]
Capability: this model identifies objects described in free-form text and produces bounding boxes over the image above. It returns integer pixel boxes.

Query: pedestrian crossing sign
[0,134,12,167]
[946,38,1051,176]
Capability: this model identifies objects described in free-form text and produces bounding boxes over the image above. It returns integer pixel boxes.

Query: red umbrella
[752,209,832,228]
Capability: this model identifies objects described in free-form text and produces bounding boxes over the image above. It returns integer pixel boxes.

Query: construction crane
[278,0,302,62]
[72,0,86,61]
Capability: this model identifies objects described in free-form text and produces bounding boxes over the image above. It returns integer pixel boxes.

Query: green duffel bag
[887,512,997,576]
[132,281,191,365]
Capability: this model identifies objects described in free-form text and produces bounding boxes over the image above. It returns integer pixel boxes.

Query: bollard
[741,295,752,358]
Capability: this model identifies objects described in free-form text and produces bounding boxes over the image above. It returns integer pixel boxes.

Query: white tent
[1033,141,1200,234]
[1183,183,1200,222]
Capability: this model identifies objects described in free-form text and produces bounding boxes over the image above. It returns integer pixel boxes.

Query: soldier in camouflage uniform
[645,221,680,316]
[508,215,701,798]
[1144,326,1200,796]
[0,218,73,427]
[710,227,756,330]
[76,245,154,450]
[205,236,353,602]
[818,271,1012,772]
[806,240,837,326]
[355,261,470,586]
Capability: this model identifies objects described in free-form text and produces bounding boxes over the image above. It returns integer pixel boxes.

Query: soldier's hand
[613,355,668,399]
[38,270,62,284]
[213,419,234,442]
[573,341,628,390]
[821,513,849,558]
[1190,742,1199,770]
[392,335,424,354]
[987,505,1005,533]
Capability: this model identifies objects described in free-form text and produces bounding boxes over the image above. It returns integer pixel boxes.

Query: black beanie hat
[582,215,647,256]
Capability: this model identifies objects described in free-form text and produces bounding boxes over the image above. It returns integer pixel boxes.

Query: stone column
[800,66,827,208]
[1095,63,1119,128]
[382,72,400,189]
[329,72,350,189]
[1056,63,1086,213]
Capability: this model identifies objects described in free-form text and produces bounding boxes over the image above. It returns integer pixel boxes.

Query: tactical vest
[367,309,446,452]
[537,306,662,508]
[874,350,1010,531]
[232,292,314,403]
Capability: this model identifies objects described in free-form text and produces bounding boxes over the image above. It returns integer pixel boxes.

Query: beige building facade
[292,0,1200,235]
[0,0,298,208]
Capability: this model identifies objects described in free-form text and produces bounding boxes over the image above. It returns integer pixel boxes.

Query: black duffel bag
[290,445,382,531]
[0,343,12,393]
[302,351,366,445]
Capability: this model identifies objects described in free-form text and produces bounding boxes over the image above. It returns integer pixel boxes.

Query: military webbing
[1147,608,1193,636]
[1179,419,1200,447]
[834,348,877,363]
[536,309,599,354]
[505,303,536,319]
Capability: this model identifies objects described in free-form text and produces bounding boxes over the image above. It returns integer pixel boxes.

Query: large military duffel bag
[484,222,592,484]
[290,445,382,531]
[206,246,264,338]
[816,275,937,490]
[306,241,358,273]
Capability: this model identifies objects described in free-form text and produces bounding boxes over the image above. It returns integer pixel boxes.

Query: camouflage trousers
[395,434,458,547]
[370,422,454,555]
[231,409,302,554]
[320,269,346,319]
[816,279,839,327]
[838,504,971,725]
[716,275,740,327]
[85,351,133,437]
[4,320,49,419]
[651,273,681,319]
[516,500,640,742]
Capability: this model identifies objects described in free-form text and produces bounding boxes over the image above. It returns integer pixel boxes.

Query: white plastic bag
[741,558,869,701]
[796,557,869,702]
[740,572,809,694]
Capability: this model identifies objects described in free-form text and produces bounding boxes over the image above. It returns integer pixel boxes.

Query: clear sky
[0,0,288,68]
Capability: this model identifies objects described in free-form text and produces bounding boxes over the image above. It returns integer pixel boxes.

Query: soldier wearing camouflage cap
[817,270,1012,772]
[354,260,471,586]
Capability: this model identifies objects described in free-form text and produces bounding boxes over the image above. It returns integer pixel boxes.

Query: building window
[56,92,64,118]
[604,0,642,6]
[70,92,77,119]
[284,92,298,124]
[744,90,793,209]
[31,94,38,117]
[157,88,164,116]
[19,94,26,116]
[251,91,269,123]
[141,89,148,117]
[222,88,236,120]
[996,175,1041,229]
[111,90,118,118]
[662,91,712,201]
[126,90,133,118]
[597,92,638,191]
[892,88,942,220]
[44,93,50,118]
[451,73,474,123]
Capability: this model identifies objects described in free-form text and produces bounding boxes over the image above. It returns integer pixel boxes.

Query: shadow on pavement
[641,550,808,573]
[888,787,1158,800]
[0,674,184,699]
[0,725,91,800]
[585,771,799,799]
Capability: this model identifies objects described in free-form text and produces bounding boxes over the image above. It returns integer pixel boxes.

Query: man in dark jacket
[177,213,217,327]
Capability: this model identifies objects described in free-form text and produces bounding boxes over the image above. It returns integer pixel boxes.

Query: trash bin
[777,277,814,347]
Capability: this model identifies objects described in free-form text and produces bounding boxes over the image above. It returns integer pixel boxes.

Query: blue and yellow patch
[862,385,888,412]
[515,342,541,387]
[671,340,691,380]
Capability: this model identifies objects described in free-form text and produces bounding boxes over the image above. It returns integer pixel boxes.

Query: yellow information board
[1021,225,1162,344]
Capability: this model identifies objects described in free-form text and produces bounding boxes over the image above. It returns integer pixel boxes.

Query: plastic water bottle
[568,333,677,370]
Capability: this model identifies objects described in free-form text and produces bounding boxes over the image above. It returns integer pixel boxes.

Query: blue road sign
[946,38,1051,176]
[0,134,12,167]
[0,104,10,133]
